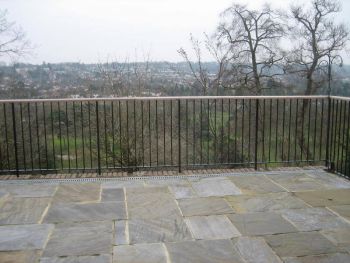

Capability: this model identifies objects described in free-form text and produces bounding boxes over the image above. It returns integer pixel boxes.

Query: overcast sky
[1,0,349,64]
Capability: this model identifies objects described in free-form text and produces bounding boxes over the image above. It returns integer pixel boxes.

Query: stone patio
[0,169,350,263]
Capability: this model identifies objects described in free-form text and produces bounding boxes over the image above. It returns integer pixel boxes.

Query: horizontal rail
[330,96,350,102]
[0,95,333,103]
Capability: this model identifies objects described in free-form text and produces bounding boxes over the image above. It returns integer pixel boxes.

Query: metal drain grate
[0,169,326,185]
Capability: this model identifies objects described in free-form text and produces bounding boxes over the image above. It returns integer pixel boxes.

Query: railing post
[11,103,19,177]
[254,99,259,171]
[178,99,181,173]
[325,97,332,170]
[95,101,101,175]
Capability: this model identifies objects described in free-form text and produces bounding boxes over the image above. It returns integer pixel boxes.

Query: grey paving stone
[228,212,297,236]
[280,208,350,231]
[0,184,57,197]
[126,187,182,219]
[40,254,112,263]
[229,175,285,194]
[321,228,350,251]
[0,250,41,263]
[126,186,169,196]
[283,253,350,263]
[169,185,197,199]
[43,221,113,257]
[306,172,350,189]
[266,173,327,192]
[114,220,128,245]
[294,189,350,207]
[101,188,125,202]
[113,243,167,263]
[233,236,282,263]
[43,201,126,223]
[264,231,339,257]
[328,205,350,220]
[0,197,51,225]
[177,197,234,216]
[0,190,8,206]
[53,183,101,203]
[102,181,144,189]
[128,217,192,244]
[165,239,246,263]
[185,215,241,240]
[192,177,242,197]
[225,192,309,213]
[0,224,53,251]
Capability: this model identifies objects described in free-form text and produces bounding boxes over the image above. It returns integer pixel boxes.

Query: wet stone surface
[184,215,241,240]
[43,221,113,257]
[177,197,234,216]
[0,169,350,262]
[227,212,297,236]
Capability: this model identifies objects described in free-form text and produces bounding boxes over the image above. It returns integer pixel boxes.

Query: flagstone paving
[177,197,234,216]
[328,205,350,220]
[0,169,349,262]
[184,215,241,240]
[294,189,350,207]
[227,212,297,236]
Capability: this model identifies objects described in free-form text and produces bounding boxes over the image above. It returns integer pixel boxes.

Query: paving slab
[102,181,144,189]
[43,221,113,257]
[114,220,128,245]
[0,250,41,263]
[166,239,245,263]
[280,207,350,231]
[185,215,241,240]
[0,224,53,251]
[113,243,167,263]
[43,201,126,223]
[264,231,339,257]
[0,190,8,206]
[267,173,327,192]
[126,187,182,219]
[0,197,51,225]
[177,197,234,216]
[228,212,297,236]
[40,254,112,263]
[306,172,350,189]
[128,217,192,244]
[191,177,242,197]
[321,228,350,252]
[0,184,57,197]
[101,188,125,202]
[328,205,350,220]
[52,183,101,203]
[126,186,169,196]
[169,185,197,199]
[225,192,309,213]
[229,175,285,194]
[283,253,350,263]
[294,189,350,207]
[233,236,282,263]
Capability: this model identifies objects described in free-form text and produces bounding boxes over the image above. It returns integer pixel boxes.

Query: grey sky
[1,0,349,64]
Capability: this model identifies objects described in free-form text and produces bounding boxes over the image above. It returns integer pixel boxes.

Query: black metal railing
[0,96,349,178]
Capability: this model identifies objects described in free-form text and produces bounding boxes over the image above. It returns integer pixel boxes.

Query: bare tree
[96,58,131,96]
[178,34,230,96]
[286,0,348,158]
[287,0,348,95]
[216,4,286,95]
[96,52,153,97]
[0,9,31,59]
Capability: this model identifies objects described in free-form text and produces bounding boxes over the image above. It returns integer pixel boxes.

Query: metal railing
[0,96,349,178]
